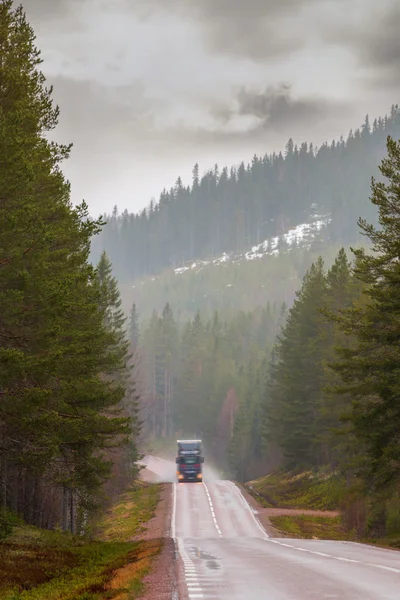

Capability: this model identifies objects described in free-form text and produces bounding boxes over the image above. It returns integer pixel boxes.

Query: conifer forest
[1,0,400,549]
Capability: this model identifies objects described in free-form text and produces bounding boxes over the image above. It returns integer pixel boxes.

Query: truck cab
[176,439,204,482]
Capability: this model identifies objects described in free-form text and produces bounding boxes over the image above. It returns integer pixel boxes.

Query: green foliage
[249,470,346,511]
[260,246,364,471]
[128,303,140,351]
[0,2,137,529]
[269,515,356,541]
[246,138,400,541]
[0,510,21,541]
[0,483,161,599]
[265,257,329,466]
[137,302,284,474]
[385,498,400,538]
[97,482,161,542]
[331,137,400,496]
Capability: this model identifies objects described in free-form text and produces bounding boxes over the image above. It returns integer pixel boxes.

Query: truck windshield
[180,457,198,464]
[178,442,200,452]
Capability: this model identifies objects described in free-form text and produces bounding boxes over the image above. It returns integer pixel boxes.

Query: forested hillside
[91,107,400,283]
[119,236,353,322]
[0,2,139,535]
[256,138,400,538]
[128,135,400,542]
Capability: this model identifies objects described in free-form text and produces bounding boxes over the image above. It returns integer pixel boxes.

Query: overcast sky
[23,0,399,215]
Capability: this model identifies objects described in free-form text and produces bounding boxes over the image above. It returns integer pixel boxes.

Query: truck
[175,439,204,482]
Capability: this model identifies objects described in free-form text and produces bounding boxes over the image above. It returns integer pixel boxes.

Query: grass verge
[247,469,345,510]
[1,482,161,600]
[97,481,161,542]
[269,514,400,549]
[269,515,356,541]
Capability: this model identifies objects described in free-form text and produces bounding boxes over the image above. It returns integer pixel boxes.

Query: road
[143,456,400,599]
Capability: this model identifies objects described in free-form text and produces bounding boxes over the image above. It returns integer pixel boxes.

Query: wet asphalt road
[143,456,400,600]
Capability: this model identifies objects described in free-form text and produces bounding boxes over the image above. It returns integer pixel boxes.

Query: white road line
[266,539,400,573]
[230,481,269,539]
[203,482,222,536]
[172,483,209,599]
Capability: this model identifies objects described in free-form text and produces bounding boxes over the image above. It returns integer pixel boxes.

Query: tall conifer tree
[332,137,400,493]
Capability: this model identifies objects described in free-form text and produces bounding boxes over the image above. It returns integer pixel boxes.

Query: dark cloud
[22,0,80,19]
[132,0,316,60]
[18,0,397,214]
[48,76,156,145]
[327,3,400,86]
[211,84,347,133]
[359,8,400,77]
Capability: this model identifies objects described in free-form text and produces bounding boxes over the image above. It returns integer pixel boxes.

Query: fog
[140,456,222,483]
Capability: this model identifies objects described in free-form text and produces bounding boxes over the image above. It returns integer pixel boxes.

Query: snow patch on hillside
[174,216,330,276]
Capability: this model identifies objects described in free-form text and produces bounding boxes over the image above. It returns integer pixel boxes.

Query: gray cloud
[131,0,316,60]
[358,8,400,80]
[17,0,398,215]
[22,0,80,19]
[326,2,400,86]
[211,84,348,133]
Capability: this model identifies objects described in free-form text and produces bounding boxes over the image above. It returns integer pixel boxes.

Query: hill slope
[120,215,362,321]
[91,106,400,285]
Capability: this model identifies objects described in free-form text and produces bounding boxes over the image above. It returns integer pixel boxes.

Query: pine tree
[317,249,362,465]
[95,252,140,487]
[96,252,127,349]
[331,137,400,493]
[266,258,328,466]
[129,303,140,352]
[0,2,131,527]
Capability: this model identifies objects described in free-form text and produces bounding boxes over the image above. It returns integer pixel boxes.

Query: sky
[23,0,400,215]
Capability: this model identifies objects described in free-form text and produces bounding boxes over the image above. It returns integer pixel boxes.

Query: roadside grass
[270,514,400,550]
[0,482,161,600]
[97,481,161,542]
[367,535,400,550]
[248,472,400,549]
[247,469,345,511]
[107,539,161,600]
[269,515,357,541]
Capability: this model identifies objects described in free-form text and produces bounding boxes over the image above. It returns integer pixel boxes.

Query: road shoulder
[235,482,281,537]
[137,482,179,599]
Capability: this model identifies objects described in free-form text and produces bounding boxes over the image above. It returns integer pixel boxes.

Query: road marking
[266,539,400,573]
[231,481,269,539]
[172,485,209,599]
[203,482,222,536]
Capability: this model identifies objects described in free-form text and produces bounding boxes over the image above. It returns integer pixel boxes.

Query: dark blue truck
[176,439,204,482]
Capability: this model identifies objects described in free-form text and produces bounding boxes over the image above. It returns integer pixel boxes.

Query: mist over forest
[1,2,400,584]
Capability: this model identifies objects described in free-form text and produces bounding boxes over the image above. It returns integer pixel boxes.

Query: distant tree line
[91,107,400,283]
[0,3,139,534]
[129,301,285,472]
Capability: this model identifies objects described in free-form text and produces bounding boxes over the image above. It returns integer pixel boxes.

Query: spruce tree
[266,258,328,466]
[317,249,362,465]
[332,137,400,493]
[95,252,140,480]
[0,2,131,526]
[129,302,140,352]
